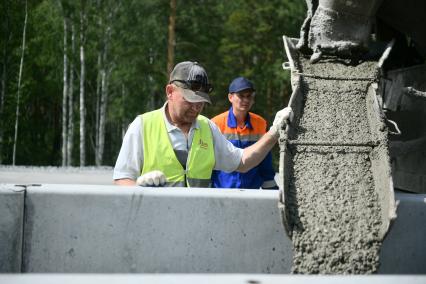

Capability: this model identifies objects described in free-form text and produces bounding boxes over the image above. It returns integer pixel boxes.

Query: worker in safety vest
[211,77,278,189]
[113,61,293,187]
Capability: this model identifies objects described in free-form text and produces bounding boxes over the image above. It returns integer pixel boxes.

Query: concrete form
[0,184,424,274]
[0,185,25,272]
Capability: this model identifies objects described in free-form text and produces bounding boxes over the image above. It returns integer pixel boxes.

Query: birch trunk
[67,22,75,166]
[61,17,69,167]
[97,59,110,166]
[95,52,101,163]
[167,0,176,74]
[12,0,28,166]
[79,3,86,166]
[96,5,115,166]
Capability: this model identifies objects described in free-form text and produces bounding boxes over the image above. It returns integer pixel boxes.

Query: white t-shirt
[113,104,243,181]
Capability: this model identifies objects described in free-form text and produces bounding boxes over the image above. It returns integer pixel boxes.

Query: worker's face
[167,84,205,124]
[229,89,255,114]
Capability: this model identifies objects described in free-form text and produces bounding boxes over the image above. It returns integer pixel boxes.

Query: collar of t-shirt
[161,102,200,134]
[161,102,200,167]
[227,106,253,129]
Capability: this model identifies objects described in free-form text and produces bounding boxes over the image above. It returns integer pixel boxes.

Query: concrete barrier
[1,274,426,284]
[0,184,25,272]
[22,185,292,273]
[379,192,426,273]
[0,184,425,274]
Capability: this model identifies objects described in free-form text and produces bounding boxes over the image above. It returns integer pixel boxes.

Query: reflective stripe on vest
[141,109,215,187]
[222,133,263,142]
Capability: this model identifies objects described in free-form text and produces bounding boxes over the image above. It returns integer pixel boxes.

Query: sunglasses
[171,79,213,94]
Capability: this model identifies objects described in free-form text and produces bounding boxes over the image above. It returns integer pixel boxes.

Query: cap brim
[181,89,212,104]
[230,87,255,93]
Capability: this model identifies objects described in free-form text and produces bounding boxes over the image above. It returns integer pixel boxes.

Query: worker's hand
[268,107,293,139]
[136,170,167,187]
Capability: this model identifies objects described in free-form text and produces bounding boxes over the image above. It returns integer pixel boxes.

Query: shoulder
[211,111,228,127]
[141,109,161,120]
[127,116,142,132]
[249,112,267,128]
[206,119,229,143]
[197,114,214,126]
[249,112,267,123]
[211,111,228,123]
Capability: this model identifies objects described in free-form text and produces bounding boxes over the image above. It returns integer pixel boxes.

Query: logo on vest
[198,139,208,149]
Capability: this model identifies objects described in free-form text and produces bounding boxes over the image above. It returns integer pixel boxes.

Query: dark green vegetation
[0,0,305,166]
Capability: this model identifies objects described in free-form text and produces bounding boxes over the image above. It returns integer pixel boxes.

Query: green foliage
[0,0,306,166]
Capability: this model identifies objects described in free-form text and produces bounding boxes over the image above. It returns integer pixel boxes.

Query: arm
[113,117,167,187]
[113,117,143,185]
[115,173,167,187]
[237,107,293,173]
[237,132,277,172]
[114,178,136,186]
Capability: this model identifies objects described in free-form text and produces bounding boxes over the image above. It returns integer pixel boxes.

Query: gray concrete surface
[0,166,113,185]
[22,185,292,273]
[0,184,25,272]
[281,46,395,273]
[379,191,426,273]
[1,274,426,284]
[0,184,424,274]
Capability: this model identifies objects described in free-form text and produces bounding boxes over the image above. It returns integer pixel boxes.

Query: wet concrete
[284,56,390,274]
[288,146,382,274]
[294,58,377,144]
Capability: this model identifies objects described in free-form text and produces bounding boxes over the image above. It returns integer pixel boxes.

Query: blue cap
[228,77,255,93]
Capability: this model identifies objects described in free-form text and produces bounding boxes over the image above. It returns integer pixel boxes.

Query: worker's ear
[228,93,233,103]
[166,84,174,100]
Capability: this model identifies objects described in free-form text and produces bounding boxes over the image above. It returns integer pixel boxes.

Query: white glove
[136,170,167,187]
[268,107,293,139]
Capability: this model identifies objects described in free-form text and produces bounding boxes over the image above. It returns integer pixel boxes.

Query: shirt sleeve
[208,120,243,172]
[113,117,144,181]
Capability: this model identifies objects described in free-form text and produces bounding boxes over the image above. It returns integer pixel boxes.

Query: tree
[216,0,305,121]
[67,21,76,166]
[12,0,28,165]
[0,0,306,166]
[79,0,87,166]
[61,15,69,166]
[166,0,176,75]
[58,0,77,166]
[94,0,118,166]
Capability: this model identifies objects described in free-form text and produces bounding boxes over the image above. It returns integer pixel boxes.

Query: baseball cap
[229,77,255,93]
[169,61,212,104]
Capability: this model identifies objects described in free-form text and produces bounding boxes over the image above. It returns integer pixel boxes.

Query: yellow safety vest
[141,109,215,187]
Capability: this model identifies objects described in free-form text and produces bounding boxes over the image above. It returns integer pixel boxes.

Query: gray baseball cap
[169,61,212,104]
